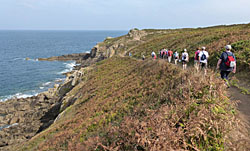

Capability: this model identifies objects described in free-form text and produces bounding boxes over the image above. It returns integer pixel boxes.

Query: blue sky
[0,0,250,30]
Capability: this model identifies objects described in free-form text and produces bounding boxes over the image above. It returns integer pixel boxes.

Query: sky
[0,0,250,30]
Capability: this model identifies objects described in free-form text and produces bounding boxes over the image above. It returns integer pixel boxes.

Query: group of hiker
[149,45,236,86]
[151,47,210,72]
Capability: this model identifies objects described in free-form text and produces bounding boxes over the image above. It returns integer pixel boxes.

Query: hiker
[199,47,209,75]
[181,49,189,70]
[151,51,156,59]
[216,45,236,86]
[168,49,173,63]
[194,47,201,71]
[164,49,168,60]
[160,49,164,59]
[129,52,132,57]
[142,54,145,60]
[174,51,179,65]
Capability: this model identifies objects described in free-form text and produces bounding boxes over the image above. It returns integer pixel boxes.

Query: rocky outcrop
[0,92,59,150]
[86,29,148,59]
[128,28,147,41]
[38,53,90,64]
[0,65,90,151]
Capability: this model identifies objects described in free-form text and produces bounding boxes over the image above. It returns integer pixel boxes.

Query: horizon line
[0,29,129,31]
[0,22,249,31]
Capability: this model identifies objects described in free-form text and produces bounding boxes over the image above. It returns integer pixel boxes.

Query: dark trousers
[220,71,231,80]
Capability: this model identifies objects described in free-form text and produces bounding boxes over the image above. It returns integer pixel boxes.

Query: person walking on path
[151,51,157,60]
[199,47,209,75]
[174,51,179,65]
[142,54,145,60]
[194,47,201,71]
[168,49,173,63]
[182,49,189,70]
[151,51,156,58]
[217,45,236,87]
[164,49,168,60]
[160,49,164,59]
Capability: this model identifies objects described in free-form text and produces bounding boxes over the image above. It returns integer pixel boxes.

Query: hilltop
[0,23,250,151]
[93,24,250,71]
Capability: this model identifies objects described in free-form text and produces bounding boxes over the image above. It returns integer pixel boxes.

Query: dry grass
[19,57,248,151]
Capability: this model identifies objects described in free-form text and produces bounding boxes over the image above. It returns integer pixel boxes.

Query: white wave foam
[0,92,39,102]
[0,123,19,131]
[65,62,76,69]
[59,61,76,74]
[40,87,45,90]
[59,69,71,74]
[55,78,65,83]
[42,82,52,86]
[13,58,25,61]
[6,123,18,129]
[14,93,37,99]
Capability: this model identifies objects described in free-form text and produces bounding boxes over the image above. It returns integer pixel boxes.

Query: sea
[0,30,127,102]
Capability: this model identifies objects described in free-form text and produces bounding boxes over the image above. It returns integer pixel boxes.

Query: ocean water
[0,30,127,101]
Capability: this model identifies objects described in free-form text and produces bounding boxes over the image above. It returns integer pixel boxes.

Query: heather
[20,57,247,151]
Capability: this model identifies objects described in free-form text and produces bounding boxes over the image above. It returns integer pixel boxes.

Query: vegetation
[114,24,250,71]
[18,23,250,150]
[19,57,246,151]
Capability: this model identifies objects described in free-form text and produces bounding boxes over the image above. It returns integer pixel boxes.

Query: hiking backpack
[225,52,236,67]
[183,54,186,60]
[168,51,172,56]
[195,51,199,60]
[200,52,206,61]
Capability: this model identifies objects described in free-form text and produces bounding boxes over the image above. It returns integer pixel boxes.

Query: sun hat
[225,45,232,50]
[202,47,206,50]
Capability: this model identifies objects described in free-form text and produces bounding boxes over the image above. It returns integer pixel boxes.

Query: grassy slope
[18,24,250,150]
[19,57,243,151]
[106,24,250,71]
[97,24,250,71]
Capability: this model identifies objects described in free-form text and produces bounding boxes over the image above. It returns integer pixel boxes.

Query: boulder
[57,80,74,97]
[128,28,146,40]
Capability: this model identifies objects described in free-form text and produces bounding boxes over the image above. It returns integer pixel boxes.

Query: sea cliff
[1,25,250,151]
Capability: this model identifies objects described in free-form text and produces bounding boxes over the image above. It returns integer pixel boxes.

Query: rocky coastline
[0,29,146,150]
[0,47,104,150]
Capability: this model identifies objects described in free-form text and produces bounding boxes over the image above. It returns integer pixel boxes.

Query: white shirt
[151,52,156,56]
[199,50,209,63]
[174,52,179,58]
[182,52,189,60]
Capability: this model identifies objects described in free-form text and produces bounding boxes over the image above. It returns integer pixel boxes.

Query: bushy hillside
[19,57,247,151]
[99,24,250,71]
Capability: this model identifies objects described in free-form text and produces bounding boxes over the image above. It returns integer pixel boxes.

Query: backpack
[200,52,206,61]
[174,53,178,59]
[168,51,172,56]
[183,54,186,60]
[195,51,200,60]
[225,52,236,67]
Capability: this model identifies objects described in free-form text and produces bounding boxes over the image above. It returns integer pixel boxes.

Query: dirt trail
[229,86,250,131]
